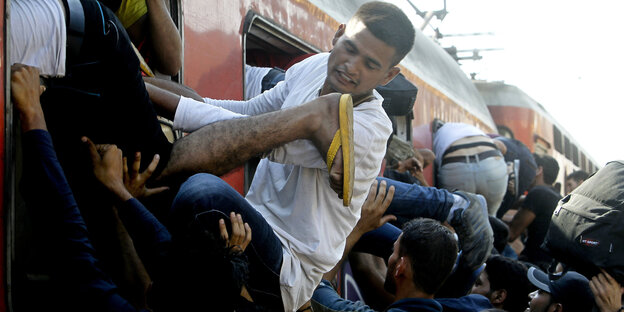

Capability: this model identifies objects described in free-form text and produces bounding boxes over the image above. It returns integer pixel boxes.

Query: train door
[242,11,319,192]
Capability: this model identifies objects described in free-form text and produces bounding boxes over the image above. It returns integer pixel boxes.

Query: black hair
[352,1,415,65]
[533,153,560,185]
[485,256,531,312]
[400,218,457,295]
[488,216,509,254]
[566,170,589,183]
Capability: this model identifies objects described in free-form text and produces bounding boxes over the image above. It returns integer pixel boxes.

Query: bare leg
[158,93,343,187]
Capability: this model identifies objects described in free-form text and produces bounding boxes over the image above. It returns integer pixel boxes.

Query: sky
[412,0,624,167]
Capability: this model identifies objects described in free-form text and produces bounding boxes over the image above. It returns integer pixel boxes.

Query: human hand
[590,269,623,312]
[124,152,169,199]
[402,157,424,176]
[84,137,132,202]
[219,212,252,254]
[11,64,47,131]
[355,180,396,235]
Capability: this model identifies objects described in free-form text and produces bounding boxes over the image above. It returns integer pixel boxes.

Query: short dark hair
[566,170,589,183]
[485,256,531,312]
[400,218,457,295]
[533,153,559,185]
[352,1,415,65]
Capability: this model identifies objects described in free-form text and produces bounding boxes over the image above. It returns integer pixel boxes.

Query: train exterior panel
[1,1,535,310]
[477,81,599,191]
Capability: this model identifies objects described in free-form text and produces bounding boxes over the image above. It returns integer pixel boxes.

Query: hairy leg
[158,93,342,184]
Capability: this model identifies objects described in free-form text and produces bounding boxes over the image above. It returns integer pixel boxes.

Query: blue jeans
[170,173,284,311]
[437,156,508,216]
[352,177,456,261]
[378,177,455,228]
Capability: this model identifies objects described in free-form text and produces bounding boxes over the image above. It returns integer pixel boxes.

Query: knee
[173,174,239,210]
[177,173,234,199]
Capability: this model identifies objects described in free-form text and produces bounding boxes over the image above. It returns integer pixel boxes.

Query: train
[0,0,597,310]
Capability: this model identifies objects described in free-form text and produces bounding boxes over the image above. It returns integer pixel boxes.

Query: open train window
[497,125,514,139]
[553,126,562,153]
[242,12,320,192]
[564,136,571,160]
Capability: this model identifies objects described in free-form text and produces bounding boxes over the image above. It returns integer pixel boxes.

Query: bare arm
[145,0,182,75]
[144,77,203,101]
[144,82,183,120]
[508,207,535,242]
[322,180,395,281]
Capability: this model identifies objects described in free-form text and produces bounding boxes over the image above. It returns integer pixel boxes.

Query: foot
[308,93,347,200]
[449,191,493,271]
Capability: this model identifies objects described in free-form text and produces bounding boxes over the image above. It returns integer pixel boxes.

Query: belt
[442,149,502,166]
[64,0,85,60]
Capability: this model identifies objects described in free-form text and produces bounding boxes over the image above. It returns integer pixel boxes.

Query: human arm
[85,138,172,265]
[508,207,535,242]
[13,64,146,311]
[322,180,395,282]
[590,269,624,312]
[311,280,376,312]
[144,0,182,75]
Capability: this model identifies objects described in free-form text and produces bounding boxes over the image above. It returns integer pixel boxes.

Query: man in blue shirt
[312,218,458,312]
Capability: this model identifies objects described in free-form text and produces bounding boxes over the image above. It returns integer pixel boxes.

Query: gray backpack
[542,161,624,284]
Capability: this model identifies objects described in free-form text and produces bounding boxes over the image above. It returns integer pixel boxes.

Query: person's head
[471,256,531,312]
[533,153,559,186]
[526,267,594,312]
[325,1,415,97]
[565,170,589,195]
[384,218,457,297]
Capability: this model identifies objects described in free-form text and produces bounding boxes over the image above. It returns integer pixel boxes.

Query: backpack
[542,161,624,284]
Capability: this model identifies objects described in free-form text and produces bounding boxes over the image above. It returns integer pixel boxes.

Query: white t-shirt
[173,53,392,311]
[433,122,487,167]
[10,0,67,77]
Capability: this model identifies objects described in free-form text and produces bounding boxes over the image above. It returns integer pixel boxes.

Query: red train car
[1,0,503,310]
[476,80,599,190]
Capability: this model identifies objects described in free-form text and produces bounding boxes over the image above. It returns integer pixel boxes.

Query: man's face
[565,178,581,195]
[470,270,492,298]
[383,234,402,294]
[526,289,555,312]
[325,20,399,97]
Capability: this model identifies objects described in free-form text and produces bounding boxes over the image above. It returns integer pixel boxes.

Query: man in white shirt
[162,2,415,311]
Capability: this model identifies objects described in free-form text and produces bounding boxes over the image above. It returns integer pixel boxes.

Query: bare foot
[307,93,346,198]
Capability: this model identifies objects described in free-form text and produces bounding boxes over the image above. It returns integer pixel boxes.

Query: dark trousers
[41,0,171,190]
[170,174,284,311]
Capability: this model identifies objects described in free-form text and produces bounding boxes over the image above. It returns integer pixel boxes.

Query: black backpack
[542,161,624,283]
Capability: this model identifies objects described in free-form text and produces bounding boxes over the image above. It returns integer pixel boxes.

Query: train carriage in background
[0,0,571,310]
[475,80,599,190]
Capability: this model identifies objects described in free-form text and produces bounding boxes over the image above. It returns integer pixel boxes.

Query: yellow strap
[326,131,341,171]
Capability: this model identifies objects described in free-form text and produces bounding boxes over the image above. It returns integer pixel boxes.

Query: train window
[581,153,587,171]
[242,12,320,192]
[553,126,563,153]
[564,136,572,160]
[497,125,514,139]
[572,144,579,166]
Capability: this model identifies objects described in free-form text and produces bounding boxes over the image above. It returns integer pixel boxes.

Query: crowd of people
[9,0,624,311]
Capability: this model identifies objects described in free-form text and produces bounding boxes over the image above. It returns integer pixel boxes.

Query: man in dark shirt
[509,153,561,270]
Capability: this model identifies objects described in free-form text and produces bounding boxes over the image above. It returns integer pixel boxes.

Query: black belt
[442,149,502,166]
[63,0,85,60]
